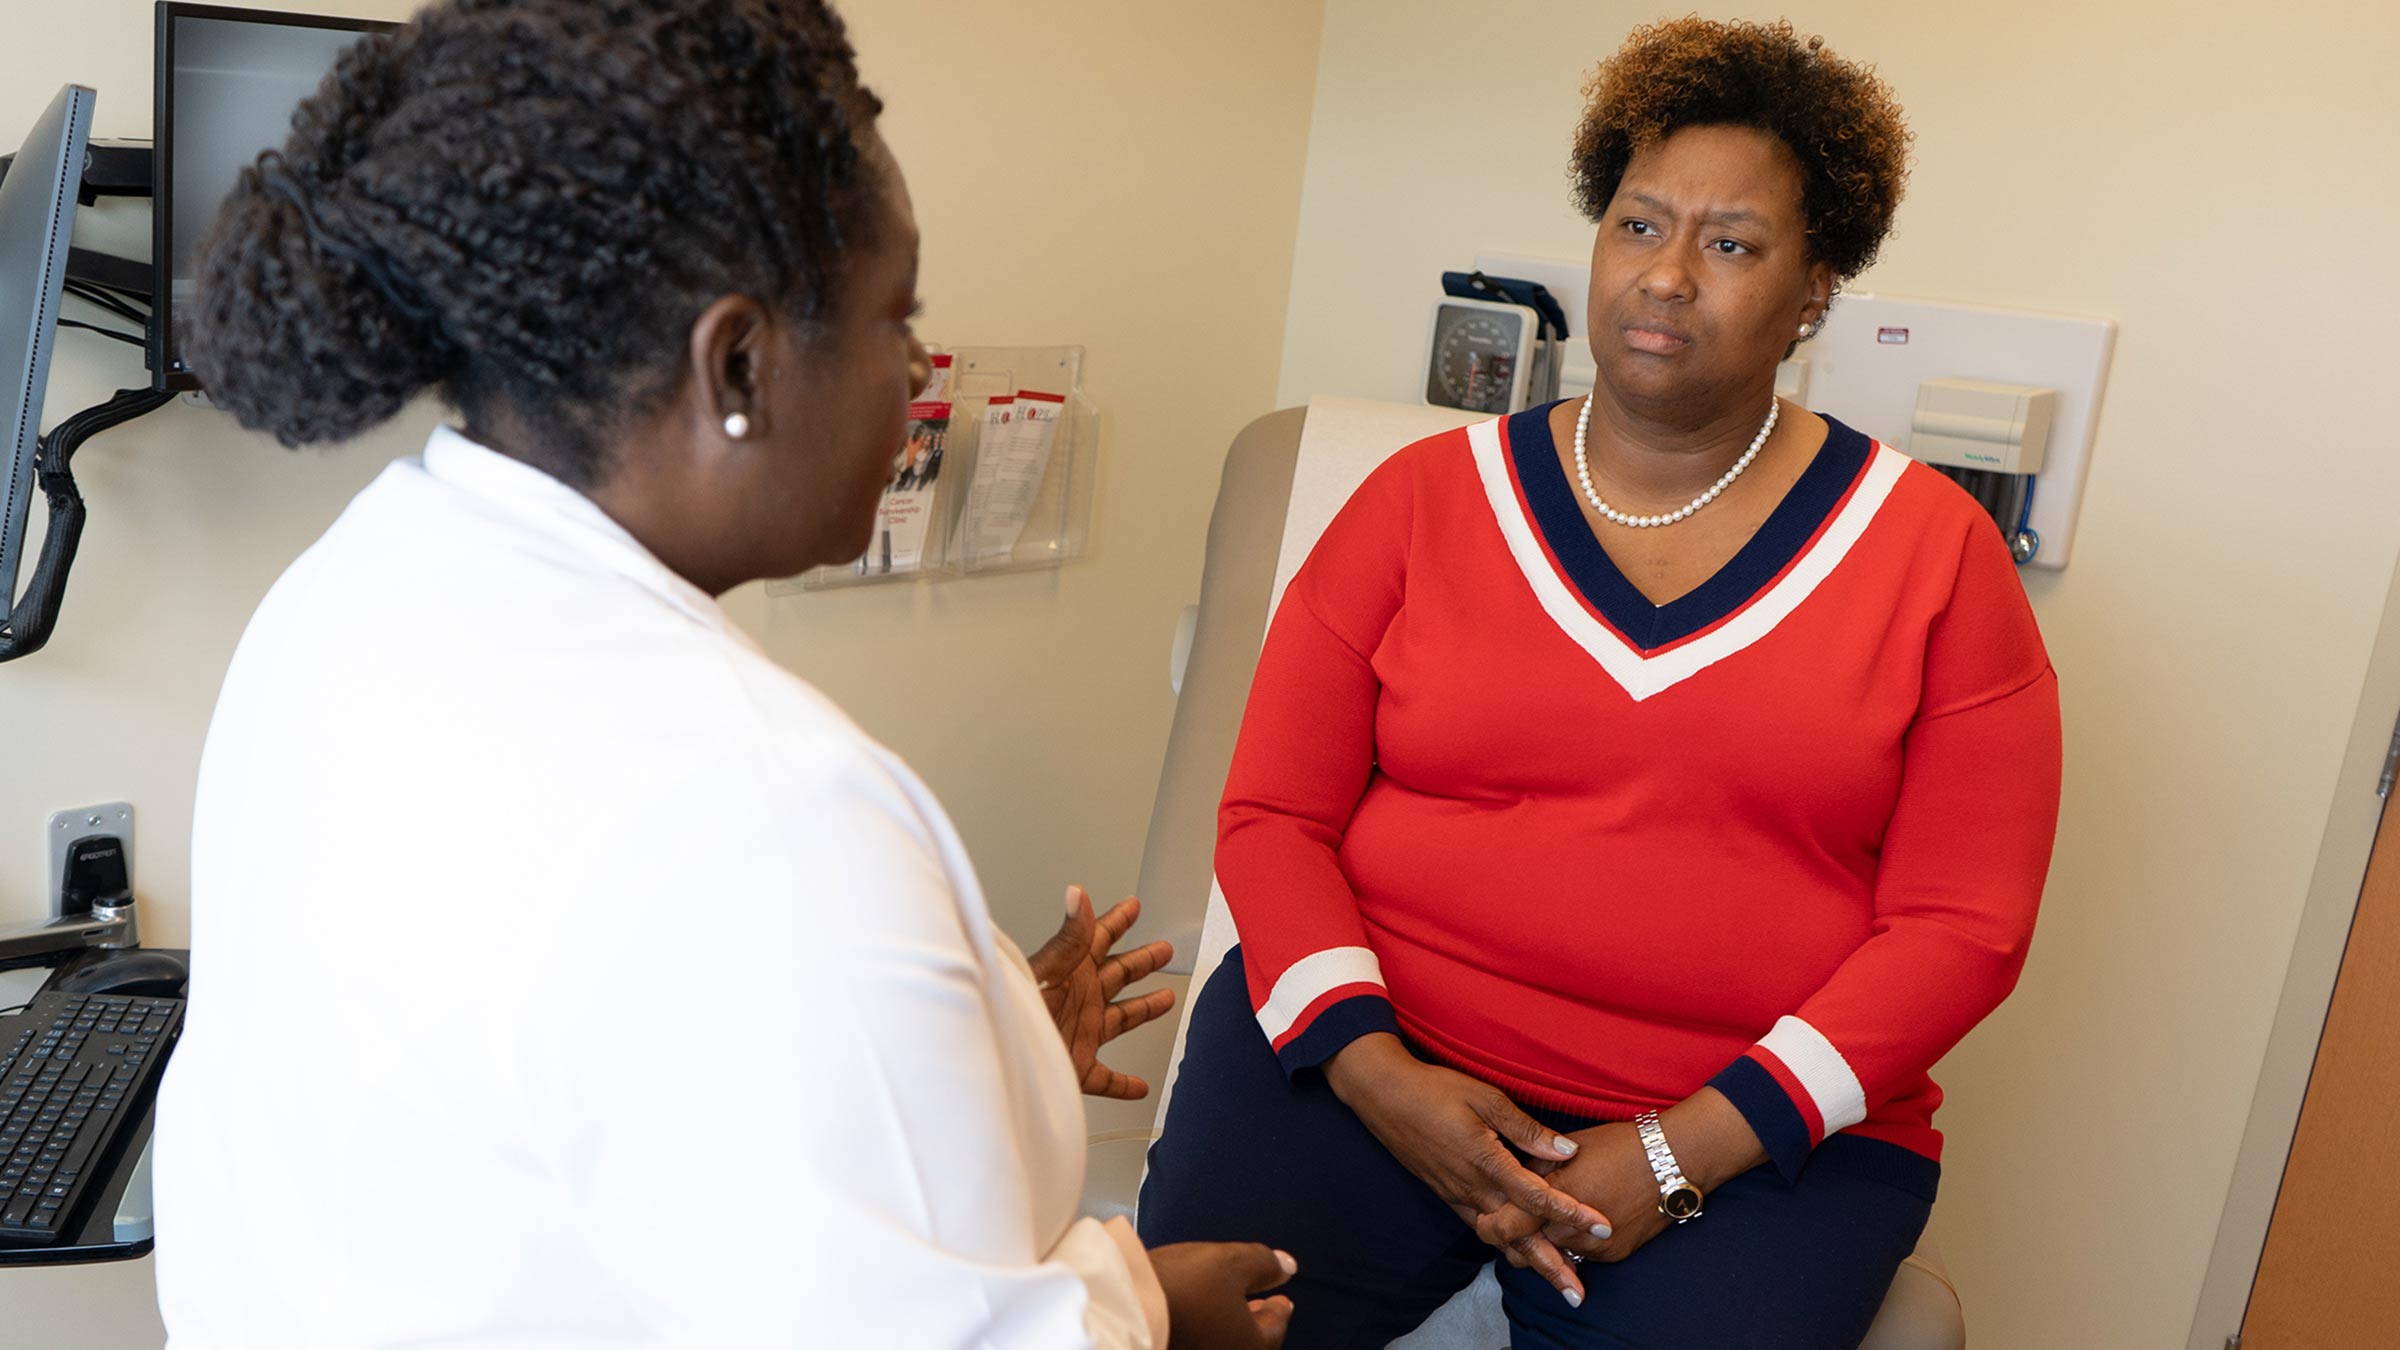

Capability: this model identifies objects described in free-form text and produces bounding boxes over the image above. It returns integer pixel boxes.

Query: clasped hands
[1324,1033,1763,1307]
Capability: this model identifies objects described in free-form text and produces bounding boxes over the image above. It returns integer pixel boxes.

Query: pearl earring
[722,412,750,439]
[1795,321,1818,341]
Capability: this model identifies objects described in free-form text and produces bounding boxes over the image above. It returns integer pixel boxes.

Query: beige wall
[17,0,2394,1342]
[0,0,1323,1339]
[1279,1,2400,1345]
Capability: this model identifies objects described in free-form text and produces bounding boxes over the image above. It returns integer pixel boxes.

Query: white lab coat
[153,427,1165,1348]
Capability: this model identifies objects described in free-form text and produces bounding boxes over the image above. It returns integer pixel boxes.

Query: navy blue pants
[1138,950,1938,1350]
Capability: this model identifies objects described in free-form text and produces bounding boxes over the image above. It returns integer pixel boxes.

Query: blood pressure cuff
[1441,270,1569,340]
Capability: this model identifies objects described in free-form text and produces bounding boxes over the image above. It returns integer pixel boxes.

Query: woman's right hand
[1147,1242,1298,1349]
[1322,1033,1611,1305]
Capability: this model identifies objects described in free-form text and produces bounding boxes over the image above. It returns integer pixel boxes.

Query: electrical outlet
[47,802,133,919]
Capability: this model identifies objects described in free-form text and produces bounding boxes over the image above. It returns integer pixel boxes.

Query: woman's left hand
[1478,1121,1670,1268]
[1026,886,1177,1099]
[1479,1090,1768,1268]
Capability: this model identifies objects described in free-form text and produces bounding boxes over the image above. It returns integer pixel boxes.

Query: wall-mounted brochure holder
[772,344,1096,592]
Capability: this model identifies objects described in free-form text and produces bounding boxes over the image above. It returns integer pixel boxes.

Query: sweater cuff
[1710,1016,1871,1183]
[1708,1056,1815,1182]
[1272,993,1400,1079]
[1252,945,1395,1079]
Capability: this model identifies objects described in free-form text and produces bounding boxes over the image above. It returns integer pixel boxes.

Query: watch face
[1428,303,1526,414]
[1660,1184,1704,1222]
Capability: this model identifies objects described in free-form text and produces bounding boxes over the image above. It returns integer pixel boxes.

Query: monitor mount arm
[0,385,173,663]
[0,133,170,665]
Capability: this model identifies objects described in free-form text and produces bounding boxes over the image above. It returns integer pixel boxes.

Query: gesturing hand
[1321,1034,1612,1306]
[1026,886,1177,1099]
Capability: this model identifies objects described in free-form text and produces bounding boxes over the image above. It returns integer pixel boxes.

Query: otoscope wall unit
[1470,251,2115,570]
[1799,294,2113,570]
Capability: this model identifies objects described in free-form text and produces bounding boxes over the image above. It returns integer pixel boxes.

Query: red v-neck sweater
[1215,405,2060,1176]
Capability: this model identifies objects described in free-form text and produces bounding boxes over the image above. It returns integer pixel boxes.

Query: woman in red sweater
[1140,18,2060,1350]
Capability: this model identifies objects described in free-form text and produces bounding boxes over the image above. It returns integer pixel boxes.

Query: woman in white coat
[150,1,1291,1344]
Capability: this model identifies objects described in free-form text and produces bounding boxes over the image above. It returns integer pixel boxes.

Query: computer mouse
[53,949,189,999]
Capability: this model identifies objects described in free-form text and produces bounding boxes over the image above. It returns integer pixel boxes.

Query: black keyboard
[0,991,182,1244]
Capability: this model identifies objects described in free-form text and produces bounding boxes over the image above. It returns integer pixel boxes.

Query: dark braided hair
[190,0,884,486]
[1570,18,1910,283]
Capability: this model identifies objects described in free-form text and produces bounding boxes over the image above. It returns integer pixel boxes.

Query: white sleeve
[546,734,1166,1348]
[1066,1214,1173,1349]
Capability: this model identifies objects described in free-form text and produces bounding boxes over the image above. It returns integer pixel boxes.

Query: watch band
[1634,1110,1705,1223]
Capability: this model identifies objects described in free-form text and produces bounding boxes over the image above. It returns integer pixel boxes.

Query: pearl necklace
[1573,394,1779,529]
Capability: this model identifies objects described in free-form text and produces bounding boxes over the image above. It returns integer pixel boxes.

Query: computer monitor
[150,3,397,391]
[0,84,95,623]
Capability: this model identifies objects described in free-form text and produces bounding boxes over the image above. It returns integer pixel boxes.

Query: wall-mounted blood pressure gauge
[1423,296,1537,415]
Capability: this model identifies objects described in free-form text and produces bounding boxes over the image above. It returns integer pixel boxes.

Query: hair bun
[179,0,882,481]
[187,159,456,447]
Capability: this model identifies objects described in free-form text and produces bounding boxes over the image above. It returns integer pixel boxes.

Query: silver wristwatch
[1634,1110,1704,1223]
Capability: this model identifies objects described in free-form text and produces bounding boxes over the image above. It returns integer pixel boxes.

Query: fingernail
[1589,1224,1612,1240]
[1275,1249,1299,1277]
[1064,886,1082,915]
[1562,1288,1583,1309]
[1553,1136,1578,1155]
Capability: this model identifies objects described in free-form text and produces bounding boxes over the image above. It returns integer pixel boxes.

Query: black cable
[58,319,145,348]
[61,278,150,319]
[66,291,149,327]
[63,281,149,325]
[0,386,177,662]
